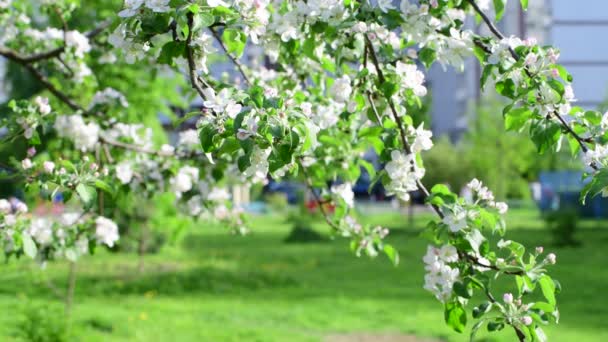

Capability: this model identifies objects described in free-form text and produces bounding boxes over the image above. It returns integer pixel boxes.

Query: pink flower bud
[546,253,556,264]
[503,293,513,304]
[521,316,533,326]
[27,147,36,157]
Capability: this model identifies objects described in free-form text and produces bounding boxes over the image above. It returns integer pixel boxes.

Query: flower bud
[21,158,33,170]
[535,246,544,254]
[521,316,533,326]
[43,161,55,173]
[546,253,556,265]
[27,147,36,157]
[503,293,513,304]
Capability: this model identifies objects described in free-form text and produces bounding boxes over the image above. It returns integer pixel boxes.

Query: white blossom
[409,124,433,153]
[65,31,91,58]
[385,150,424,201]
[21,158,33,170]
[394,61,427,97]
[43,161,55,173]
[118,0,144,17]
[202,88,242,118]
[443,210,467,233]
[329,75,352,103]
[28,218,53,245]
[331,183,354,208]
[95,216,119,247]
[145,0,170,13]
[171,166,200,194]
[35,96,51,115]
[244,146,270,183]
[115,161,134,184]
[0,199,10,214]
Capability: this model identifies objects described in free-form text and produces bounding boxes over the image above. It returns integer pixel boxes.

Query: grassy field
[0,207,607,341]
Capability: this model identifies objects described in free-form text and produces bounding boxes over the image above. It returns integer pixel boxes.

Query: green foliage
[544,207,580,247]
[16,303,68,342]
[422,137,473,194]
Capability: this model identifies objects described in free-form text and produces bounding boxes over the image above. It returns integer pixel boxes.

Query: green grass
[1,208,607,341]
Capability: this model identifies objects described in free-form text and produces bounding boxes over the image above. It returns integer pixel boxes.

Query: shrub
[16,303,68,342]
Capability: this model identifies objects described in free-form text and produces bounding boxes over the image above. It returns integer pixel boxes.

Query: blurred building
[429,0,608,138]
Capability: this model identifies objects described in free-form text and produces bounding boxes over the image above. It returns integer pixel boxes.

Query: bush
[17,303,68,342]
[544,207,580,247]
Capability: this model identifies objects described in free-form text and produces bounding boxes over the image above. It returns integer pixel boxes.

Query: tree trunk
[64,261,77,320]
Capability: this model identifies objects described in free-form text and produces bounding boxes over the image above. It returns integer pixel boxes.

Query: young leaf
[22,232,37,259]
[445,301,467,333]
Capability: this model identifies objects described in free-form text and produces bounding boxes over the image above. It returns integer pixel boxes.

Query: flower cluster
[423,245,459,302]
[384,150,425,201]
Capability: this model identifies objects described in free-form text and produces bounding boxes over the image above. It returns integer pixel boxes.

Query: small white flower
[329,75,352,103]
[331,183,355,208]
[145,0,170,13]
[118,0,144,17]
[207,187,230,202]
[410,124,433,153]
[64,31,91,58]
[0,199,11,214]
[115,162,133,184]
[443,210,467,233]
[43,161,55,173]
[95,216,120,247]
[21,158,33,170]
[35,96,51,115]
[376,0,395,12]
[207,0,228,7]
[159,144,175,156]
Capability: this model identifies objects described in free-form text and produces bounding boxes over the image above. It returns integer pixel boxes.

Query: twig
[364,35,444,218]
[184,13,208,100]
[0,20,110,63]
[22,63,85,112]
[466,0,595,166]
[209,27,251,86]
[100,137,159,155]
[299,162,341,231]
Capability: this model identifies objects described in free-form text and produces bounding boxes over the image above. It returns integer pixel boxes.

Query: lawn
[0,207,607,341]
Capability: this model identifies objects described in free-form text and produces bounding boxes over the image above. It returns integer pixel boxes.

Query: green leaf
[453,281,472,299]
[418,47,436,69]
[520,0,529,10]
[157,41,186,65]
[504,107,531,131]
[380,81,398,99]
[222,28,247,58]
[444,301,467,333]
[487,321,504,332]
[383,244,399,266]
[538,275,557,306]
[198,12,215,27]
[359,159,376,179]
[199,124,216,152]
[530,121,561,154]
[94,180,114,195]
[76,183,96,209]
[22,232,37,259]
[472,302,491,319]
[494,0,506,21]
